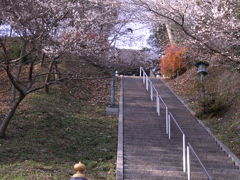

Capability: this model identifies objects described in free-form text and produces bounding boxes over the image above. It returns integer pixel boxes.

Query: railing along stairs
[140,67,212,180]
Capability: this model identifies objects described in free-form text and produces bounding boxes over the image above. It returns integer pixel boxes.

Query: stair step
[124,158,236,170]
[121,77,239,180]
[124,169,212,179]
[124,164,184,171]
[124,169,187,179]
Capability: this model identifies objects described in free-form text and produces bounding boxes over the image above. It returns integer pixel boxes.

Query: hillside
[166,66,240,158]
[0,55,119,180]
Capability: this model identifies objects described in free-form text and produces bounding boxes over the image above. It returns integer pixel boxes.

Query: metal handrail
[157,94,168,133]
[140,67,212,179]
[140,67,168,128]
[141,67,168,133]
[187,143,213,180]
[153,86,160,116]
[169,112,186,172]
[169,112,184,135]
[140,67,186,169]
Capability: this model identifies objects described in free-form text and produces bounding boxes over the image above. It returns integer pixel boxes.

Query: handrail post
[156,95,160,116]
[187,146,191,180]
[140,67,142,77]
[146,78,149,91]
[150,82,153,101]
[168,114,171,139]
[143,73,145,84]
[183,134,186,172]
[166,107,168,134]
[145,77,147,89]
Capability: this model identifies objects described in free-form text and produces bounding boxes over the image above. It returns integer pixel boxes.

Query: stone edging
[116,76,124,180]
[159,77,240,168]
[197,120,240,168]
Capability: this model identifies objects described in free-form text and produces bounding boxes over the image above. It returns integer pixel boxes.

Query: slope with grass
[0,56,118,180]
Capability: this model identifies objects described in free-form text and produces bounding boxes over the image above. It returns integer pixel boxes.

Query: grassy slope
[0,88,118,180]
[0,57,118,180]
[167,67,240,158]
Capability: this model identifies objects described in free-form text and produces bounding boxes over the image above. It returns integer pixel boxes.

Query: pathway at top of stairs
[122,76,240,180]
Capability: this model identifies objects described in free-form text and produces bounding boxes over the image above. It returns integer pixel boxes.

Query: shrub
[196,68,240,118]
[197,96,228,118]
[160,44,186,78]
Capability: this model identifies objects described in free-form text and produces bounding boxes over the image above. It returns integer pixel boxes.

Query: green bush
[197,96,227,118]
[196,67,240,118]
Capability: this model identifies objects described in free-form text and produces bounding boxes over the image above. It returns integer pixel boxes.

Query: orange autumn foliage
[160,44,186,78]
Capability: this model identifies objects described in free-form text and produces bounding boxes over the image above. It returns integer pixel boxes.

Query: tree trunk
[0,95,24,138]
[165,24,175,44]
[41,53,45,67]
[45,61,54,93]
[11,83,19,104]
[12,41,27,102]
[53,62,61,80]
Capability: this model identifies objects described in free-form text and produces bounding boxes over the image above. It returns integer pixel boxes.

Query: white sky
[112,22,151,50]
[0,25,11,36]
[1,23,151,51]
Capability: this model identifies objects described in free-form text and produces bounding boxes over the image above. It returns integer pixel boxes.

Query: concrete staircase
[119,76,240,180]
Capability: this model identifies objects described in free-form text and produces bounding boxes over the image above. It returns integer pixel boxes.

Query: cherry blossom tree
[0,0,120,137]
[127,0,240,67]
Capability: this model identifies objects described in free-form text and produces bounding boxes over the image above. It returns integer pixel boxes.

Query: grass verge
[0,87,117,180]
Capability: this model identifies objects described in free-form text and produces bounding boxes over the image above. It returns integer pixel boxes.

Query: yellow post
[72,162,86,178]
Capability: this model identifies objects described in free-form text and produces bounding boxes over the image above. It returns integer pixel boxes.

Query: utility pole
[110,70,116,107]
